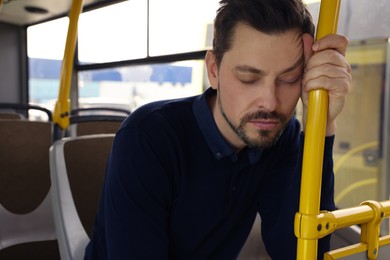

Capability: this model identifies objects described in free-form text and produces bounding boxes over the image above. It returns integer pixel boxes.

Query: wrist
[326,121,336,136]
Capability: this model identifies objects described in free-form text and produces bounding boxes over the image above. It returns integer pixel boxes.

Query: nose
[254,81,278,112]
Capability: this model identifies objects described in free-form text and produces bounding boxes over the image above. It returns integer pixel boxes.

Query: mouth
[248,119,279,131]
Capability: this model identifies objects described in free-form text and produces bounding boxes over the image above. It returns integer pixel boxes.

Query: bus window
[77,60,206,111]
[27,0,219,115]
[333,39,387,209]
[27,17,69,118]
[148,0,219,56]
[78,0,147,64]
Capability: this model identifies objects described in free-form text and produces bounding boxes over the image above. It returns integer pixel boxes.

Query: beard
[217,85,290,149]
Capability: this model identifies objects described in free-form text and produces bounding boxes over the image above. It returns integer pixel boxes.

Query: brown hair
[212,0,315,66]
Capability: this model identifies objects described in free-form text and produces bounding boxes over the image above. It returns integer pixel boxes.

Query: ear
[205,50,218,90]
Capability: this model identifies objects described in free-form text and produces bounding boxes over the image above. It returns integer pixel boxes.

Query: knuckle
[338,35,349,46]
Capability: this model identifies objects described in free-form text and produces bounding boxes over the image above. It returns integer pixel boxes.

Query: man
[85,0,351,259]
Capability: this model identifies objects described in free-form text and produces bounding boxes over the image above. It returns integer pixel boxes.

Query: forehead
[223,23,303,72]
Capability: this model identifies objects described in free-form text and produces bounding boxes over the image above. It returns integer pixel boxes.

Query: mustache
[242,111,285,122]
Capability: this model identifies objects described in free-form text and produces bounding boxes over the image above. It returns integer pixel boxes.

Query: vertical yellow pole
[296,0,341,259]
[53,0,84,129]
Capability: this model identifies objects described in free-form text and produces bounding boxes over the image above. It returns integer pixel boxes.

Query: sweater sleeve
[100,124,175,260]
[259,131,335,260]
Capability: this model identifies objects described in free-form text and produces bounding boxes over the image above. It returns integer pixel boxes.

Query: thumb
[302,33,314,65]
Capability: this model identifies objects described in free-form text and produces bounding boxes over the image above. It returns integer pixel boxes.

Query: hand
[301,33,351,136]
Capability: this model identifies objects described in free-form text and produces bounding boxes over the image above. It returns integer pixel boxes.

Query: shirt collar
[193,87,262,164]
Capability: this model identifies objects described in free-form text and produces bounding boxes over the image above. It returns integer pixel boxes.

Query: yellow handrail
[53,0,84,129]
[295,0,341,259]
[318,200,390,259]
[294,198,390,259]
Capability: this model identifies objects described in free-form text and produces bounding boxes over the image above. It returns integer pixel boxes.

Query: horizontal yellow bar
[331,205,375,229]
[324,235,390,259]
[297,200,390,240]
[324,243,367,259]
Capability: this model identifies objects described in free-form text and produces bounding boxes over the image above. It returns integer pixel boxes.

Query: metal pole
[296,0,341,259]
[53,0,84,129]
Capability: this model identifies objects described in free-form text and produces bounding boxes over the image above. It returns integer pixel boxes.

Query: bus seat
[0,112,24,119]
[70,117,125,136]
[71,107,130,117]
[0,119,60,259]
[50,134,115,260]
[65,107,129,137]
[0,103,52,121]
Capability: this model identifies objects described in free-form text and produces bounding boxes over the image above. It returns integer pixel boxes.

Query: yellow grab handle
[53,0,84,129]
[296,0,341,259]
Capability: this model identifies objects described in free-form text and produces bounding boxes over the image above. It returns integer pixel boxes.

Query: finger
[303,57,351,85]
[313,34,349,56]
[304,49,351,76]
[302,33,314,65]
[303,73,351,95]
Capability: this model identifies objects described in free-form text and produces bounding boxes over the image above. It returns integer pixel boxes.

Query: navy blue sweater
[85,88,335,259]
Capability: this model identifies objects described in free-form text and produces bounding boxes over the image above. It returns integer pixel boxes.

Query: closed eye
[234,66,262,85]
[240,78,258,85]
[277,75,302,85]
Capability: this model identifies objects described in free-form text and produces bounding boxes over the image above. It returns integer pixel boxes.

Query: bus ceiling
[0,0,125,27]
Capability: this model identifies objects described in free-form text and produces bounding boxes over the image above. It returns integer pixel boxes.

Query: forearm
[261,134,335,259]
[104,129,172,259]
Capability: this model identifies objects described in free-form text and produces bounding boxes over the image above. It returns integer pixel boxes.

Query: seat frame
[50,134,115,260]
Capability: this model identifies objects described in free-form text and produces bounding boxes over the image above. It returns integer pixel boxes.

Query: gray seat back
[50,134,115,260]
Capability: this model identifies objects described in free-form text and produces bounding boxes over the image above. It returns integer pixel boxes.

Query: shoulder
[121,96,197,130]
[113,96,200,151]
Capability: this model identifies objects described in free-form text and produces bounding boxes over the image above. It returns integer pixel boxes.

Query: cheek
[219,82,252,118]
[220,84,244,112]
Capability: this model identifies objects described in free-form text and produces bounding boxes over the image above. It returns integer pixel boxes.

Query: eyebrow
[234,65,263,75]
[234,56,304,76]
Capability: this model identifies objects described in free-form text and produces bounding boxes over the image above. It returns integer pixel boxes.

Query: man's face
[206,23,304,150]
